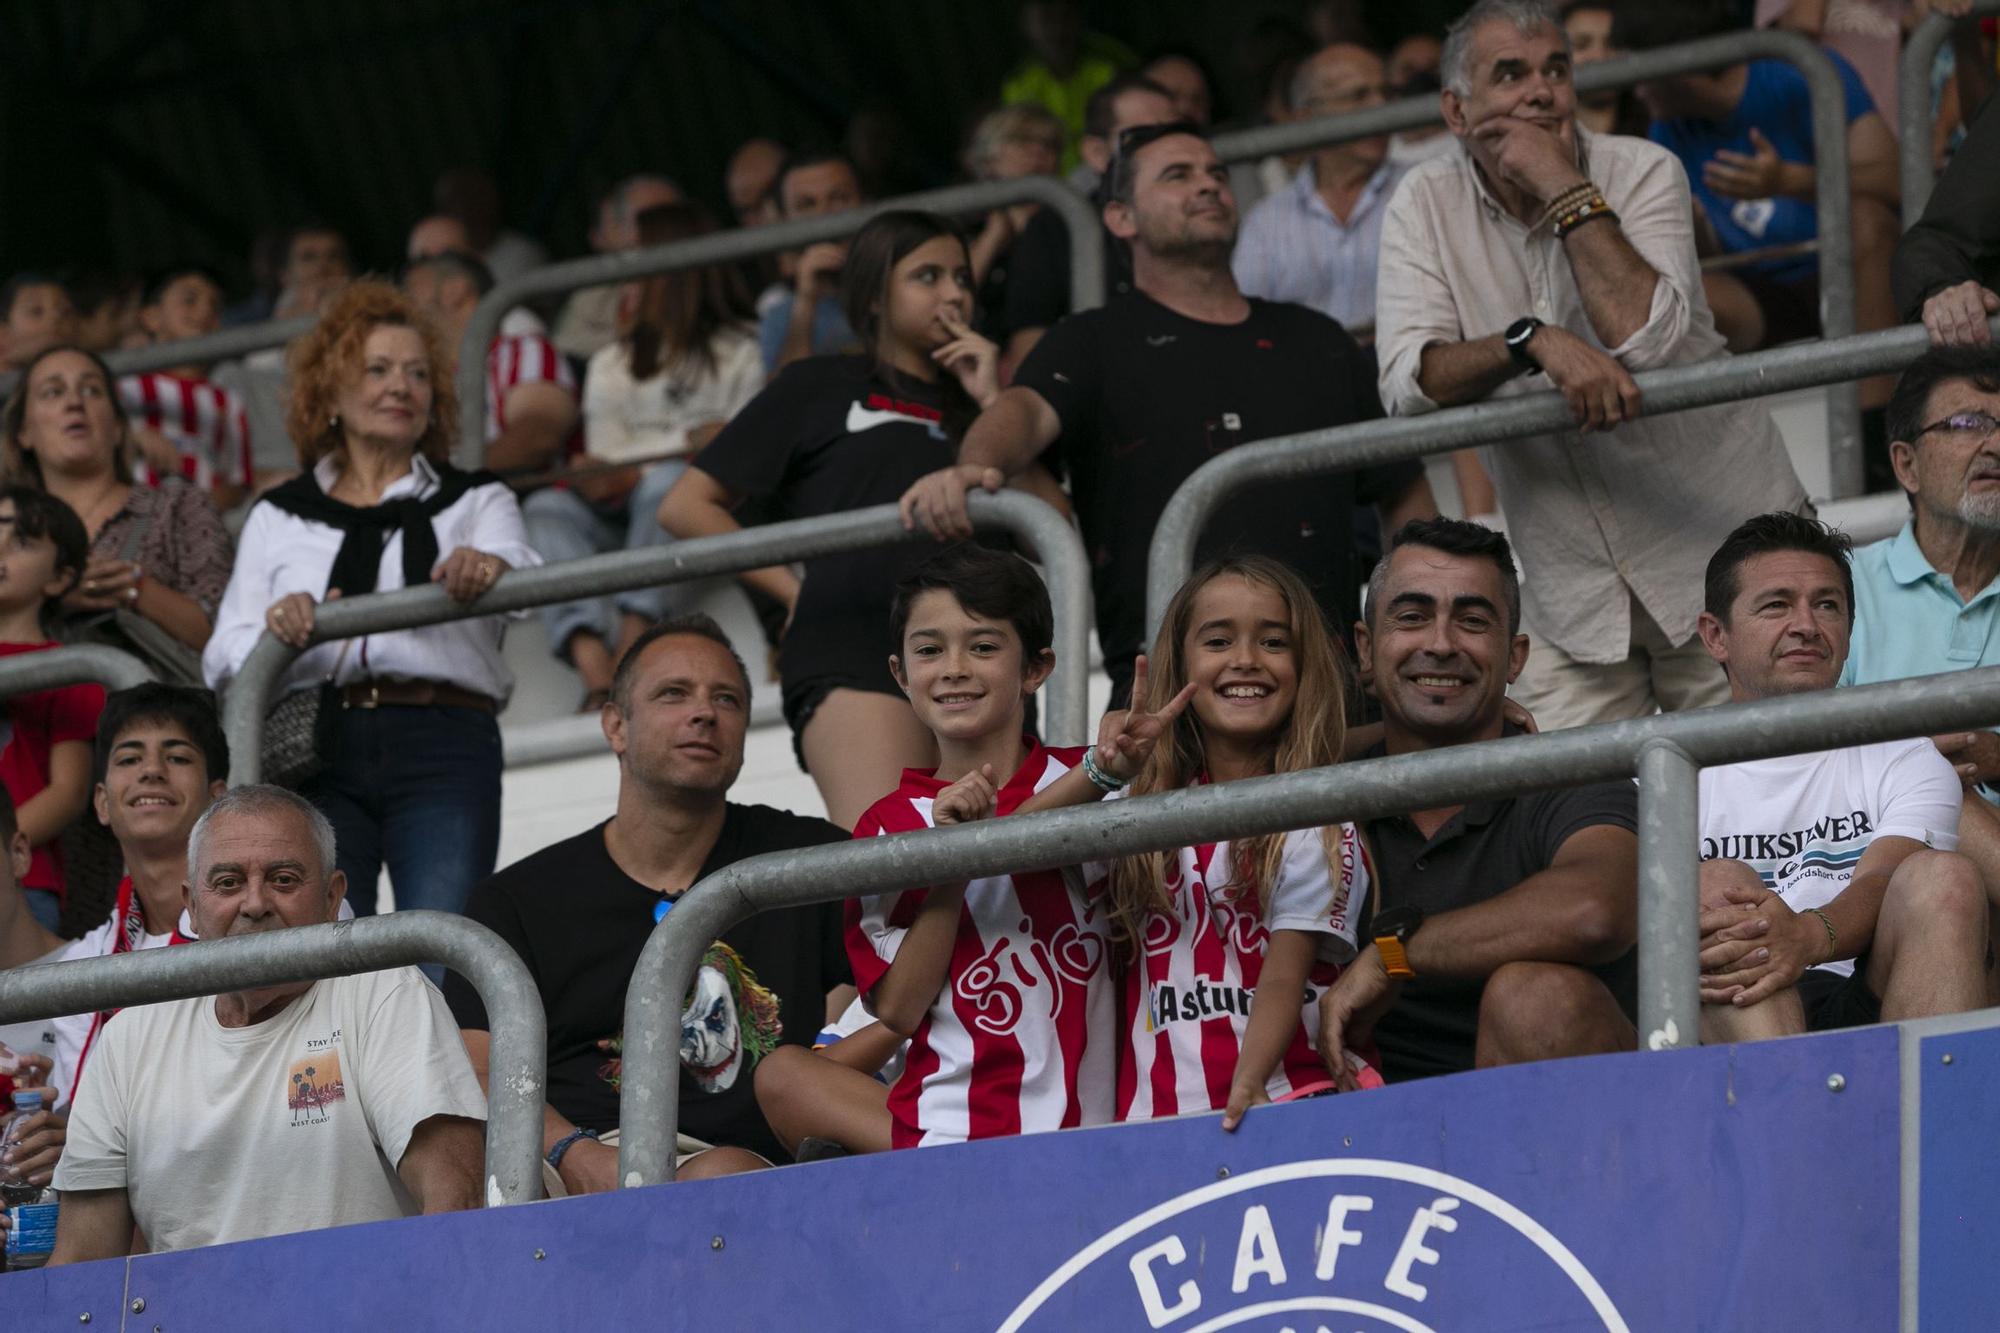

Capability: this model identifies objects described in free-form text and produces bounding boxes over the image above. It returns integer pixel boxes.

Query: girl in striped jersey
[1034,556,1382,1129]
[844,545,1190,1148]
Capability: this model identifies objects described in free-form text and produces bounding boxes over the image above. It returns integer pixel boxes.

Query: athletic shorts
[1798,960,1882,1032]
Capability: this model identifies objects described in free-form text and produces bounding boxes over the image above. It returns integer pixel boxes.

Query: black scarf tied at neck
[260,463,501,596]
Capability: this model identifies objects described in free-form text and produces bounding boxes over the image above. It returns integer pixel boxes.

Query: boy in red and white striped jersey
[118,267,252,509]
[846,545,1188,1149]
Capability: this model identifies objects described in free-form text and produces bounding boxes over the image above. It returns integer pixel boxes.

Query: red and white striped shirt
[118,373,251,493]
[485,332,578,451]
[847,743,1116,1149]
[1115,817,1371,1121]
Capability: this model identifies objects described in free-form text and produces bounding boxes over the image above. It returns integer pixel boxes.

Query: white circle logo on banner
[996,1158,1629,1333]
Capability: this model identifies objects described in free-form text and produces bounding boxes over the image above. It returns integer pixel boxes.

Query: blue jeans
[305,704,502,967]
[23,888,60,934]
[522,461,687,660]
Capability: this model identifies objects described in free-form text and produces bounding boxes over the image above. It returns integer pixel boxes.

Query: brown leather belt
[338,679,496,713]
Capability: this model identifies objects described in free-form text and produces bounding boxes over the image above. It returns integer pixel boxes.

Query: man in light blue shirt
[1842,347,2000,798]
[1232,43,1406,338]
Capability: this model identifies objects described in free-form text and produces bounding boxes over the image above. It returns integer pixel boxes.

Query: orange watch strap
[1376,936,1415,979]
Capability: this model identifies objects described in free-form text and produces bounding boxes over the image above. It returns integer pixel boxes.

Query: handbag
[260,638,352,791]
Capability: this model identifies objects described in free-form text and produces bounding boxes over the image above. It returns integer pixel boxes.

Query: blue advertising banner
[1916,1020,2000,1329]
[13,1028,1906,1330]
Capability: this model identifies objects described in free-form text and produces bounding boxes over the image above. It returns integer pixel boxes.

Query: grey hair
[607,174,681,226]
[187,784,339,888]
[1441,0,1568,96]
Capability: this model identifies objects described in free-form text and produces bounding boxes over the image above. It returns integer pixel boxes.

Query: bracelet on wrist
[545,1126,598,1172]
[1081,746,1129,792]
[1554,198,1618,240]
[1538,181,1598,232]
[1802,907,1838,964]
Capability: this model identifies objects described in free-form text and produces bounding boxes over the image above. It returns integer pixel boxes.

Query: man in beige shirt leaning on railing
[1374,0,1808,733]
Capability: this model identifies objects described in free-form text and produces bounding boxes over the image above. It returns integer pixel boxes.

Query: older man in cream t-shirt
[49,786,485,1259]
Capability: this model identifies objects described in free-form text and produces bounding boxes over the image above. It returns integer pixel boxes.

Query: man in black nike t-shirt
[901,121,1435,702]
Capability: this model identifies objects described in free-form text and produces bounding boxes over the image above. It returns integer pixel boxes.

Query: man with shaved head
[1233,42,1402,335]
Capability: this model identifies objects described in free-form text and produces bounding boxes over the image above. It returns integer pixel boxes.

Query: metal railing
[1145,314,2000,645]
[0,911,547,1205]
[0,644,155,699]
[1899,0,2000,227]
[220,490,1091,782]
[1210,29,1863,493]
[456,176,1105,465]
[617,665,2000,1187]
[0,317,318,399]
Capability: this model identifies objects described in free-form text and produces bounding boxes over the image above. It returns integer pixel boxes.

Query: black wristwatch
[1371,906,1427,979]
[1504,316,1545,375]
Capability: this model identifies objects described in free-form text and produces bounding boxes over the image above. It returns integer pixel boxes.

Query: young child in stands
[0,275,77,371]
[840,544,1187,1149]
[0,488,103,934]
[1025,554,1381,1130]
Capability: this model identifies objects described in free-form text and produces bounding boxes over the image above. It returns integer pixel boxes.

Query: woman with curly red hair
[202,279,540,918]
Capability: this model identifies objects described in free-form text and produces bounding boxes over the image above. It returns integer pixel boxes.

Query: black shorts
[1733,267,1822,348]
[1798,961,1882,1032]
[780,673,894,772]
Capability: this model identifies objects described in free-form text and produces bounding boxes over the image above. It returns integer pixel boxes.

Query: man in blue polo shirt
[1611,0,1900,435]
[1844,347,2000,799]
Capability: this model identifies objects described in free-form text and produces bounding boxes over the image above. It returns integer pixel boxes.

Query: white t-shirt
[1698,738,1962,978]
[53,967,485,1253]
[582,325,764,464]
[51,894,356,1109]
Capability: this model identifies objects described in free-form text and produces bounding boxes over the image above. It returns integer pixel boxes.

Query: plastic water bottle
[2,1089,56,1270]
[0,1091,41,1206]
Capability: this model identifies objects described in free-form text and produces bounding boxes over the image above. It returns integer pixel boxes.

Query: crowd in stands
[5,0,2000,1263]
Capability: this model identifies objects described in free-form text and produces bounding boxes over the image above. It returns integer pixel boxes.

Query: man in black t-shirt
[443,615,847,1192]
[995,73,1172,365]
[903,121,1435,702]
[1317,519,1641,1084]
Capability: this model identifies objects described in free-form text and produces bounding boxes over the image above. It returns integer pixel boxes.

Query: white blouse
[582,323,764,464]
[203,454,543,703]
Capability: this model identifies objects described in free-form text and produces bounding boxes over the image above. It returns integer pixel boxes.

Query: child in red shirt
[0,487,104,931]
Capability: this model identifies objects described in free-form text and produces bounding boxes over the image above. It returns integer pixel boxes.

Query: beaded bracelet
[1538,182,1598,231]
[1081,746,1128,792]
[1554,197,1618,239]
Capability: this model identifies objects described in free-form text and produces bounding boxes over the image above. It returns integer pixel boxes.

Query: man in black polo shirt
[444,614,847,1190]
[902,120,1436,704]
[1320,518,1640,1083]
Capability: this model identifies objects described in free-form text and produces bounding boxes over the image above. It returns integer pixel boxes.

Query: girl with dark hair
[526,201,762,708]
[659,209,1067,830]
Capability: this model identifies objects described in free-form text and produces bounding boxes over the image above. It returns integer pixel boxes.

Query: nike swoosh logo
[1146,335,1177,347]
[845,402,940,435]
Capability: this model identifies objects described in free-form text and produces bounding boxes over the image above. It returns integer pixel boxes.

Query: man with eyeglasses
[1232,43,1402,338]
[1844,348,2000,809]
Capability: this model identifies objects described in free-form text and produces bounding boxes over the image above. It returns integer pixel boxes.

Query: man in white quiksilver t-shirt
[1693,514,1988,1042]
[48,786,485,1259]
